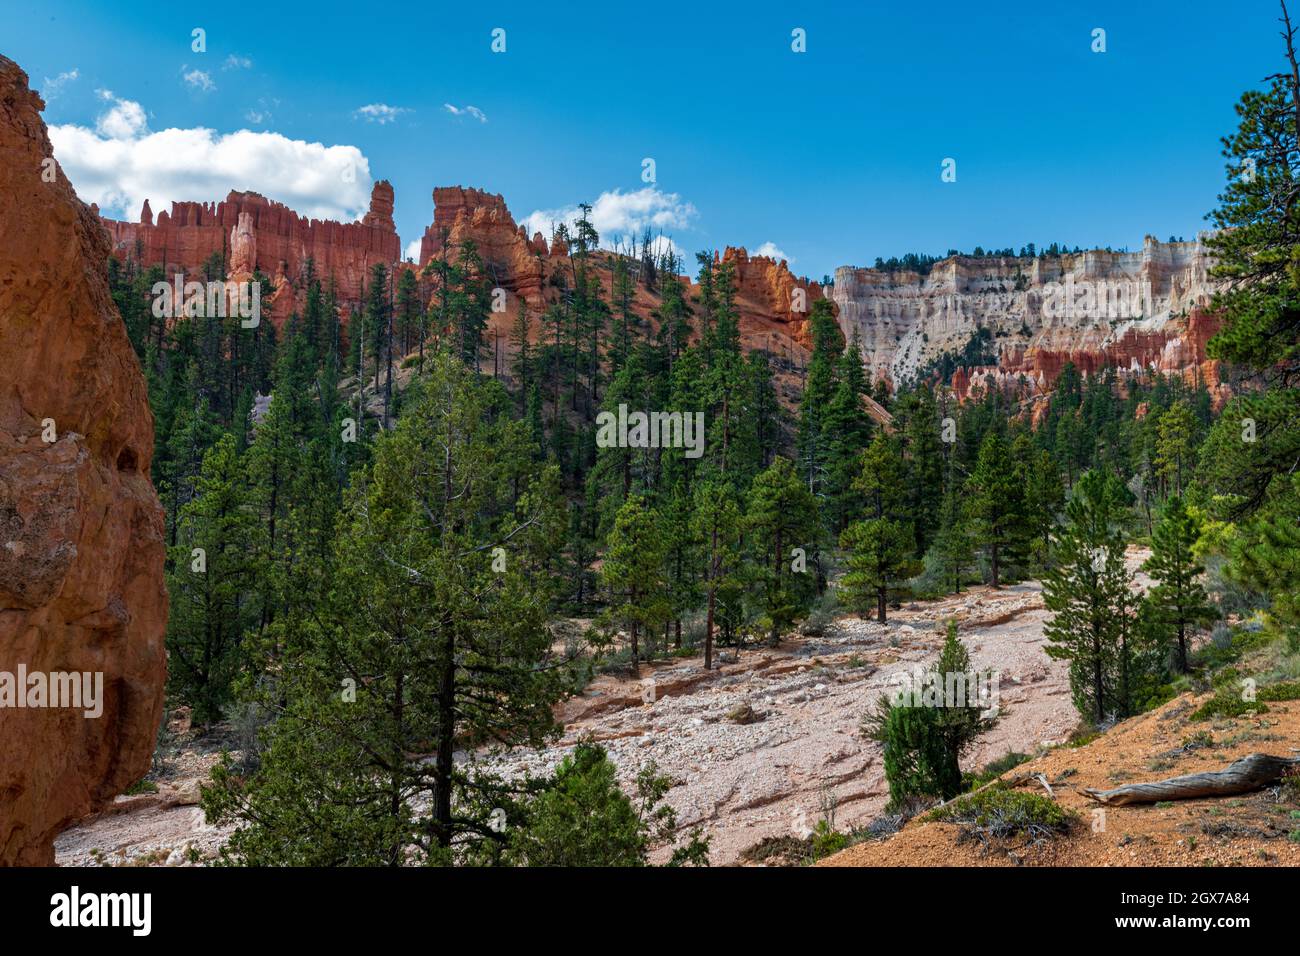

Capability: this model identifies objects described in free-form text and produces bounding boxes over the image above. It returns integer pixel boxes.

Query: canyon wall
[0,54,168,865]
[100,182,402,326]
[831,236,1227,403]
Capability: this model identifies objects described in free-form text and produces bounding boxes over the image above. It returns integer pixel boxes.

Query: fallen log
[1083,753,1300,806]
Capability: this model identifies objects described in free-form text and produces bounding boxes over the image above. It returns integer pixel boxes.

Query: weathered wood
[1083,753,1300,806]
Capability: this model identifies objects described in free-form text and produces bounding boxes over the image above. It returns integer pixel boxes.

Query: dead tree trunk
[1084,753,1300,806]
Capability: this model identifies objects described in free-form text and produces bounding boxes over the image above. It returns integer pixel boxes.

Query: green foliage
[928,784,1074,842]
[204,353,567,864]
[965,432,1031,586]
[864,622,997,807]
[506,744,708,866]
[1044,470,1156,722]
[1189,689,1268,722]
[745,457,819,642]
[839,433,921,622]
[599,495,670,670]
[1143,496,1217,672]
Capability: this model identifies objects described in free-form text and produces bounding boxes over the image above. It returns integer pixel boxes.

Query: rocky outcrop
[100,181,402,327]
[832,236,1227,404]
[0,54,168,865]
[418,186,547,307]
[720,246,834,347]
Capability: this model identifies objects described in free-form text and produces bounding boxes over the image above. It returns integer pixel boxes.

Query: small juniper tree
[865,621,997,805]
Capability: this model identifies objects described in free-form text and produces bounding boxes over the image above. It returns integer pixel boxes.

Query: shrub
[929,785,1074,846]
[1190,688,1269,721]
[863,622,997,808]
[1258,680,1300,702]
[963,751,1032,791]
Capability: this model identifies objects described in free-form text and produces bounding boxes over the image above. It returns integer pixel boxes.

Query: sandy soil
[821,692,1300,867]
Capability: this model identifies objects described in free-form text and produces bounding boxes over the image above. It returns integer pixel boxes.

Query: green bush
[1258,680,1300,702]
[963,751,1032,791]
[1190,688,1269,721]
[929,785,1074,844]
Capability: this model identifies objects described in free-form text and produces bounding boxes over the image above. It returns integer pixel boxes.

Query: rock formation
[0,54,168,865]
[720,246,834,347]
[418,186,547,308]
[100,181,402,327]
[831,236,1228,405]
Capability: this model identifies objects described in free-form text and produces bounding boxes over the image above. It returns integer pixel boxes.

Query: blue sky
[3,0,1285,280]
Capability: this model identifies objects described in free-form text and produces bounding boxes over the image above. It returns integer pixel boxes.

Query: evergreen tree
[165,433,257,727]
[1043,470,1140,723]
[204,354,565,863]
[1142,496,1217,672]
[839,433,921,622]
[600,495,669,673]
[965,432,1030,587]
[745,457,819,644]
[865,621,997,805]
[1154,400,1197,498]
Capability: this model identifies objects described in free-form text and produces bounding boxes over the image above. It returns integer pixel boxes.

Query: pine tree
[796,299,843,496]
[932,478,974,593]
[693,477,741,670]
[745,457,819,644]
[1143,496,1217,672]
[165,432,257,727]
[1043,470,1137,723]
[1022,443,1065,569]
[1225,473,1300,635]
[1154,400,1197,498]
[394,266,420,358]
[839,433,921,622]
[509,297,532,412]
[600,495,669,674]
[864,621,996,805]
[965,432,1030,587]
[204,354,566,863]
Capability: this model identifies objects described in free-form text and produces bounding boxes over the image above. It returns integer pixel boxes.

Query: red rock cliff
[720,246,834,347]
[100,182,402,326]
[418,186,546,308]
[0,55,168,865]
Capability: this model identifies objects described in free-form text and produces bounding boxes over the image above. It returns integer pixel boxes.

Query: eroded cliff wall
[831,236,1226,403]
[0,54,168,865]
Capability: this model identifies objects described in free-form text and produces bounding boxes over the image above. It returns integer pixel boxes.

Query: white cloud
[41,69,79,100]
[182,68,215,93]
[404,239,422,262]
[245,109,271,124]
[49,93,374,223]
[94,94,147,139]
[223,54,253,71]
[754,241,791,264]
[443,103,487,123]
[353,103,408,124]
[524,187,697,254]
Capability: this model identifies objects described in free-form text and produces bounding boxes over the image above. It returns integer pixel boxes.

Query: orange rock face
[720,246,833,347]
[0,55,168,865]
[100,182,402,329]
[418,186,547,308]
